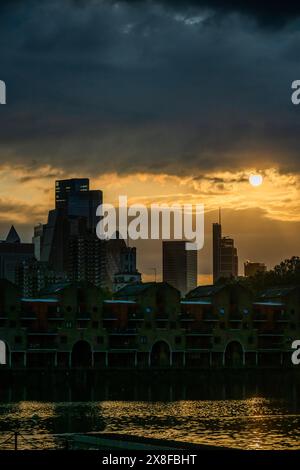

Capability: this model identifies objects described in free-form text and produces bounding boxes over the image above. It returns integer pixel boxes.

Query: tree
[249,256,300,291]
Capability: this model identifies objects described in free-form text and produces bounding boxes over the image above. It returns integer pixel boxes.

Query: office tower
[113,247,142,292]
[32,223,44,261]
[55,178,102,232]
[15,259,58,298]
[213,220,238,283]
[40,209,71,274]
[0,226,34,284]
[55,178,89,209]
[163,241,197,296]
[67,189,102,232]
[104,235,128,290]
[213,222,222,284]
[244,261,267,277]
[40,179,127,289]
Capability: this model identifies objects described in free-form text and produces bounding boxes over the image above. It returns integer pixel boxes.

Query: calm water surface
[0,374,300,450]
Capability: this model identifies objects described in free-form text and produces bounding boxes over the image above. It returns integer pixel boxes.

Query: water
[0,373,300,450]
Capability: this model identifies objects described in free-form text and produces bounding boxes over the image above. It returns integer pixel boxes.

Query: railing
[108,328,138,335]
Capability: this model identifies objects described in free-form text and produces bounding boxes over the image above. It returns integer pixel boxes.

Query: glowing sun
[249,174,263,187]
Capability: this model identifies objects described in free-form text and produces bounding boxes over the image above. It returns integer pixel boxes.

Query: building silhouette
[0,226,34,284]
[113,247,142,292]
[244,261,267,277]
[213,218,238,283]
[55,178,89,209]
[163,241,197,296]
[15,258,58,298]
[0,279,299,369]
[35,178,133,290]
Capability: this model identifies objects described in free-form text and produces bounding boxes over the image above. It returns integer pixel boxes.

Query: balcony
[128,313,144,320]
[48,315,64,321]
[185,326,213,335]
[20,314,37,320]
[109,328,138,335]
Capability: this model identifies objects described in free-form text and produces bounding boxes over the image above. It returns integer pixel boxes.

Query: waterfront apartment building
[0,280,299,370]
[163,241,197,296]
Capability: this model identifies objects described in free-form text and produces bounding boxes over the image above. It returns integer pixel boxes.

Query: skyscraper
[55,178,89,209]
[55,178,102,232]
[162,241,197,296]
[39,178,128,290]
[213,220,238,283]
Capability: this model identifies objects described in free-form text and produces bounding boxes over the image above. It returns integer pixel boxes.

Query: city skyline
[0,174,298,285]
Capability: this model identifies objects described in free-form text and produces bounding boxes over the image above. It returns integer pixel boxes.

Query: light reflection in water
[0,376,299,450]
[0,397,299,450]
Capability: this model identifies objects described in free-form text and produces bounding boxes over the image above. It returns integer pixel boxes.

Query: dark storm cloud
[117,0,300,28]
[0,0,300,178]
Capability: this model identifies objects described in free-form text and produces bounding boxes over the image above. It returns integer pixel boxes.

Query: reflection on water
[0,373,300,450]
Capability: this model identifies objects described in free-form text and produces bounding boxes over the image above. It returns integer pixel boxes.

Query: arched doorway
[71,341,92,368]
[224,341,244,367]
[0,340,9,366]
[150,341,171,367]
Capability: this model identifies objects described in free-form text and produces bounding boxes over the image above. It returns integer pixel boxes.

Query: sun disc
[249,174,263,187]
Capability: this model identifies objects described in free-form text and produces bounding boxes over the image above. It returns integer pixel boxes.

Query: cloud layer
[0,0,299,276]
[0,0,300,180]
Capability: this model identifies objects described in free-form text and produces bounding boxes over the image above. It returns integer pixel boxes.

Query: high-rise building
[162,241,197,296]
[244,261,267,277]
[32,223,44,261]
[213,221,238,283]
[55,178,89,209]
[113,247,142,292]
[67,189,102,232]
[0,226,34,284]
[55,178,102,232]
[40,178,125,289]
[40,208,71,274]
[68,233,106,288]
[15,258,60,298]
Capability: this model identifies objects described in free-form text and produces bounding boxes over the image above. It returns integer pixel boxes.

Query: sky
[0,0,300,283]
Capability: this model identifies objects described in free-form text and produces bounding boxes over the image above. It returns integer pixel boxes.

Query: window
[175,336,181,345]
[93,306,98,313]
[219,321,225,330]
[140,336,147,344]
